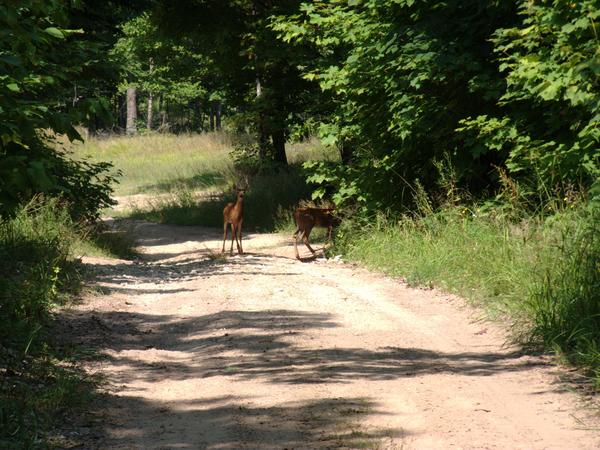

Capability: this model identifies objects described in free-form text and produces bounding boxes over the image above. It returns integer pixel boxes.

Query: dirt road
[62,220,599,449]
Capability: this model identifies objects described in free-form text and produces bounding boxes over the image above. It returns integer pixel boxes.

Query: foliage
[154,0,322,161]
[273,0,599,211]
[459,0,600,201]
[0,1,119,220]
[111,11,215,130]
[273,0,517,210]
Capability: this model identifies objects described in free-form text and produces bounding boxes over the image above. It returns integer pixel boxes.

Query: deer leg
[237,221,243,254]
[293,229,303,259]
[303,231,316,255]
[230,223,235,255]
[222,221,228,253]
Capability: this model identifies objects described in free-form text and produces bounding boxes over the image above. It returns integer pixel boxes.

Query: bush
[0,198,79,333]
[0,142,118,223]
[0,198,92,448]
[527,207,600,383]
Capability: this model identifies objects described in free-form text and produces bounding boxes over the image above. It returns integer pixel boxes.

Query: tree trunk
[215,101,222,131]
[146,59,154,131]
[159,95,168,131]
[147,92,153,131]
[272,129,287,165]
[340,142,353,165]
[209,103,215,131]
[250,3,269,159]
[126,87,137,135]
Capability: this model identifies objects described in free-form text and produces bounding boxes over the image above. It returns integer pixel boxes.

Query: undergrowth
[125,167,311,232]
[0,199,135,448]
[333,203,600,387]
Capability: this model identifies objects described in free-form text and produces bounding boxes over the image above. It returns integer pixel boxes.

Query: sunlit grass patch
[68,132,337,199]
[69,132,234,196]
[286,136,339,164]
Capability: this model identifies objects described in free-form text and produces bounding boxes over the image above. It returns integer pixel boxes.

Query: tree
[154,0,319,165]
[126,87,137,134]
[0,0,121,220]
[459,0,600,199]
[273,0,517,209]
[111,12,216,133]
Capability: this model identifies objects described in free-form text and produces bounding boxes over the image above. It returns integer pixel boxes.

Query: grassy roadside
[0,199,135,448]
[332,205,600,387]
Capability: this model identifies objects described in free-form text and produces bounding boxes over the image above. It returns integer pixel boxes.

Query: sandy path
[62,220,599,449]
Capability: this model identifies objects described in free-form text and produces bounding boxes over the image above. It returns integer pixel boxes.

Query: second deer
[293,207,340,259]
[222,185,246,255]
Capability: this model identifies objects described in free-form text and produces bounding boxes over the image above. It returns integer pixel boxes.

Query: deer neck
[235,196,244,211]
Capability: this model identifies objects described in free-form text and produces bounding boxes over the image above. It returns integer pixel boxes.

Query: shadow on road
[56,221,550,448]
[79,394,403,449]
[58,309,545,386]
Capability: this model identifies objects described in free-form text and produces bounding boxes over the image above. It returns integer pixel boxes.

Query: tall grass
[68,132,335,197]
[0,199,134,448]
[526,208,600,378]
[68,133,234,195]
[127,167,312,232]
[334,205,600,386]
[0,199,78,330]
[74,132,335,230]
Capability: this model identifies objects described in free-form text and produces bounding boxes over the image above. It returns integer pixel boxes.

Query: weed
[0,198,129,448]
[334,205,600,386]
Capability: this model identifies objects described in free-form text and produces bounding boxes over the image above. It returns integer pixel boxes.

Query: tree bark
[126,87,137,135]
[209,104,215,131]
[272,129,287,165]
[340,142,353,165]
[215,101,222,131]
[147,92,153,131]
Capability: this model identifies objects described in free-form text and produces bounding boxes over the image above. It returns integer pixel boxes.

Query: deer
[222,184,247,255]
[293,206,340,260]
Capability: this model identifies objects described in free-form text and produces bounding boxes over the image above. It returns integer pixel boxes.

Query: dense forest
[2,1,598,213]
[1,0,599,447]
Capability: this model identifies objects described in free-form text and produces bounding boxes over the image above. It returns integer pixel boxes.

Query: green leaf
[44,27,65,39]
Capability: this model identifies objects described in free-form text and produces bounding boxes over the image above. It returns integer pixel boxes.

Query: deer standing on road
[293,207,339,259]
[222,185,246,255]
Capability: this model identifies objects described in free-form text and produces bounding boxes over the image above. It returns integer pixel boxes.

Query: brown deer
[293,207,340,259]
[222,185,246,255]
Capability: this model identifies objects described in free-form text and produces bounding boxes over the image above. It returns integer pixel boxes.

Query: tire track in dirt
[61,220,599,449]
